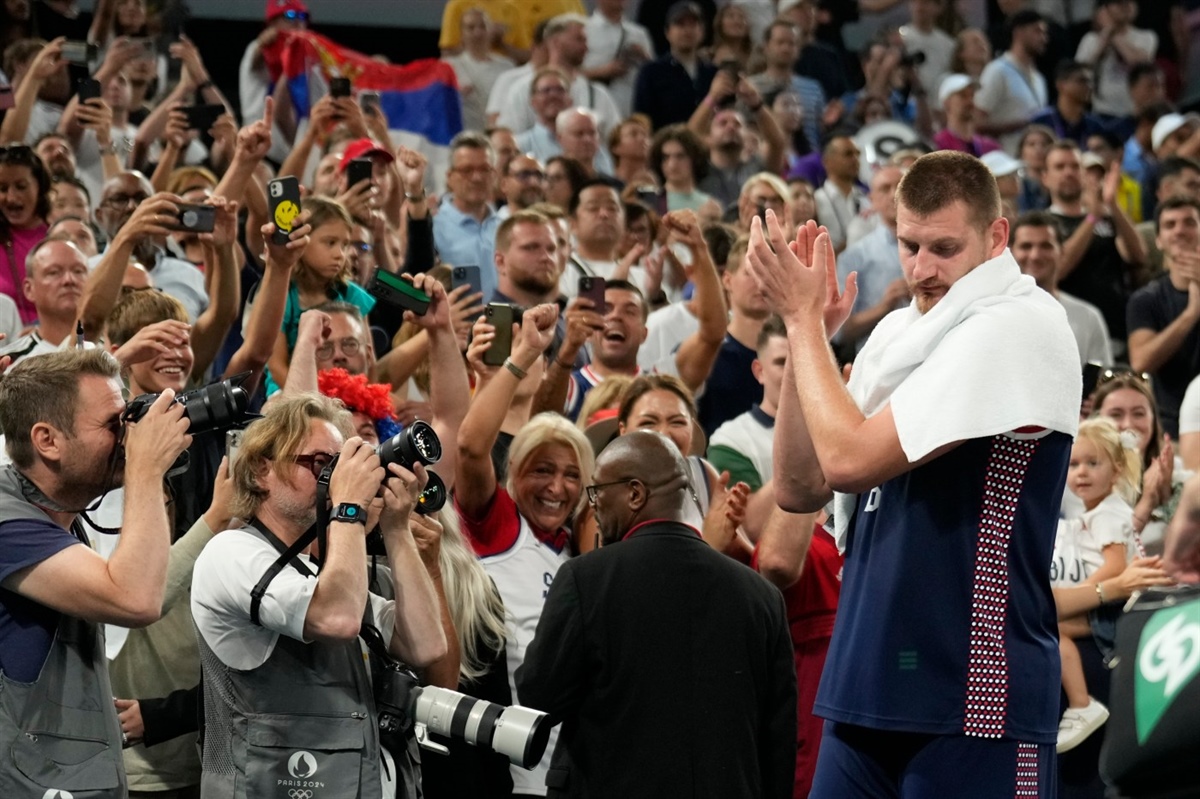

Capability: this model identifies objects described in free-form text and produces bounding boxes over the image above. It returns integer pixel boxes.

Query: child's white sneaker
[1056,697,1109,753]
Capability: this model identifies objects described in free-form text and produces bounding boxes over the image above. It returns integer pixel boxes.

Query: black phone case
[268,177,301,245]
[184,104,223,130]
[483,304,515,366]
[76,79,101,102]
[347,159,373,188]
[175,204,215,233]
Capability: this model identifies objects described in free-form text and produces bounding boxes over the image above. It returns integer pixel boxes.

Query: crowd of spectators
[0,0,1197,798]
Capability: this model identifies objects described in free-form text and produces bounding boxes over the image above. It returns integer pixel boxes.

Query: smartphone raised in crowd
[483,303,518,367]
[172,203,216,234]
[61,40,98,65]
[370,269,431,316]
[451,266,483,299]
[267,176,301,245]
[182,103,225,131]
[76,77,101,103]
[225,429,243,464]
[577,275,607,315]
[358,90,381,115]
[346,158,373,189]
[330,77,351,98]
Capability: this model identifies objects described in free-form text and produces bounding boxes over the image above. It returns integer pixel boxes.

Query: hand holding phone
[346,158,373,189]
[267,177,302,245]
[76,77,101,103]
[451,266,483,299]
[577,276,607,315]
[172,203,216,234]
[482,303,517,366]
[182,103,224,131]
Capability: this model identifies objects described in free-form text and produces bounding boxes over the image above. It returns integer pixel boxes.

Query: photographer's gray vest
[196,522,383,799]
[0,465,128,798]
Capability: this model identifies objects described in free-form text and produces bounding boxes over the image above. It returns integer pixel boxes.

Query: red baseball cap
[338,138,396,172]
[265,0,309,22]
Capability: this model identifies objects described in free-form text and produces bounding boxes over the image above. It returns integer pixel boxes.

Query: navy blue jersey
[814,431,1071,745]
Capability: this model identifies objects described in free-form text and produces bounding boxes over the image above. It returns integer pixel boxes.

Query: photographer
[0,348,191,798]
[191,394,446,799]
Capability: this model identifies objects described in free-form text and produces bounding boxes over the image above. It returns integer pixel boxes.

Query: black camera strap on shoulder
[248,464,335,627]
[248,516,317,627]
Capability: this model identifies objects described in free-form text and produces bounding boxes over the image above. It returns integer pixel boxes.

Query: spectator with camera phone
[456,301,596,795]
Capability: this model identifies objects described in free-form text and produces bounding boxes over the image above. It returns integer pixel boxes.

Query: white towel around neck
[831,248,1082,550]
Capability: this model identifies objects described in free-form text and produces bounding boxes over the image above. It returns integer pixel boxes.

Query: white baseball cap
[937,74,976,106]
[1151,112,1200,153]
[1080,151,1106,171]
[981,150,1023,178]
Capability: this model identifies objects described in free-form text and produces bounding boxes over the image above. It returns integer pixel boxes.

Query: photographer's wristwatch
[331,503,367,525]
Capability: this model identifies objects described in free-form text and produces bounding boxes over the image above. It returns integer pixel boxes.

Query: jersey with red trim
[814,430,1071,745]
[455,487,570,795]
[563,364,640,422]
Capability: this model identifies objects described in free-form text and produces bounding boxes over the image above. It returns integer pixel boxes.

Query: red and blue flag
[263,30,463,146]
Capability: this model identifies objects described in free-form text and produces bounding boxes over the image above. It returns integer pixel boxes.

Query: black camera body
[320,421,447,519]
[122,373,253,436]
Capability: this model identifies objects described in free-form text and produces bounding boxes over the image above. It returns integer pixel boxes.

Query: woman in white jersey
[454,302,595,798]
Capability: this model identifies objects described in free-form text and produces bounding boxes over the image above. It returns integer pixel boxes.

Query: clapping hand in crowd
[747,215,857,338]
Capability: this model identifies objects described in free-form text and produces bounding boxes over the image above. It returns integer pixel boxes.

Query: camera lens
[416,472,446,515]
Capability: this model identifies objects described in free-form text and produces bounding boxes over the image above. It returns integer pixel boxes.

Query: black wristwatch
[331,503,367,525]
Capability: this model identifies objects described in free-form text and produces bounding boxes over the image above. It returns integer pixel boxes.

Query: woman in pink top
[0,145,52,325]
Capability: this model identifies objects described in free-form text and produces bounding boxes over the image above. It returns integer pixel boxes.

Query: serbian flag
[263,29,462,146]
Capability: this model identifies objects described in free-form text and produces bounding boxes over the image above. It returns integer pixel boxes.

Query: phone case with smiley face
[268,177,301,246]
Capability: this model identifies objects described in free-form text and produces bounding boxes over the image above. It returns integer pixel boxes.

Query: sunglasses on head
[1099,367,1151,386]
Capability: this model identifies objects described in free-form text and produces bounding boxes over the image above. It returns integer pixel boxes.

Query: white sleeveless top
[481,512,570,796]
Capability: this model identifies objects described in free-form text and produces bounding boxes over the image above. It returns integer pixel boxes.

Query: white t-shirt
[191,527,395,671]
[581,11,655,117]
[639,300,698,370]
[1076,28,1158,117]
[444,51,515,133]
[486,62,533,121]
[899,25,957,100]
[1057,290,1113,368]
[558,254,648,300]
[1051,491,1133,588]
[975,54,1048,154]
[495,71,621,136]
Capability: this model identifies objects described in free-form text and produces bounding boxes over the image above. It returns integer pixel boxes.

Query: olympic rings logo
[287,790,313,799]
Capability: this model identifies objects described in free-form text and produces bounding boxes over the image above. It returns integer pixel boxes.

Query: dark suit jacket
[515,520,797,799]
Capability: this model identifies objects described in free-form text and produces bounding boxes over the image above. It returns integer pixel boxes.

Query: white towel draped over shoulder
[831,248,1082,550]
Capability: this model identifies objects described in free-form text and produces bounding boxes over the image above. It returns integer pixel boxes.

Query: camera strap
[248,462,338,627]
[248,517,318,627]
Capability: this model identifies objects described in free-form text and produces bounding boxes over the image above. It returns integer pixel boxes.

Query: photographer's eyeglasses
[316,337,361,360]
[292,452,338,479]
